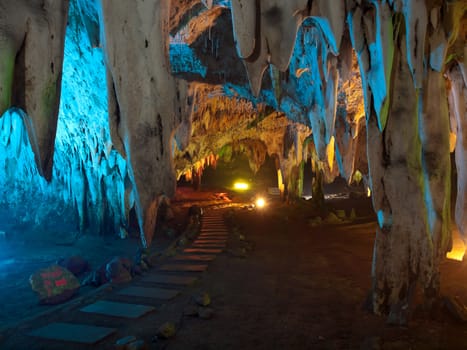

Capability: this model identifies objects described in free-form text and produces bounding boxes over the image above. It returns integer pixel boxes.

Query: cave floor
[2,192,467,349]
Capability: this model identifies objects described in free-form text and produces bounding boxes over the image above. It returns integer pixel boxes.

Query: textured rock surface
[0,0,466,324]
[0,0,69,179]
[100,0,188,247]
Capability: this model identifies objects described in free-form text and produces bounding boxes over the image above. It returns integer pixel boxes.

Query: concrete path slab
[117,286,179,300]
[173,254,216,261]
[141,274,198,286]
[159,264,208,272]
[80,300,155,318]
[184,248,223,254]
[29,323,115,344]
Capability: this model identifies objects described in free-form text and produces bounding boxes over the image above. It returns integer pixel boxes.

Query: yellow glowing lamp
[234,181,249,191]
[255,197,266,208]
[446,228,466,261]
[447,249,465,262]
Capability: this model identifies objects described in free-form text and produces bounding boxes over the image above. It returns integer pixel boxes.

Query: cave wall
[0,0,128,237]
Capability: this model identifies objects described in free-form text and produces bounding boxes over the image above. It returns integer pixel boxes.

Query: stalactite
[0,1,70,180]
[100,0,188,247]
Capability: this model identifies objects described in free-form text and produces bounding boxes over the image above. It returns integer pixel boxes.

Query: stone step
[198,235,228,239]
[140,274,198,286]
[193,239,227,244]
[158,264,208,272]
[184,248,223,254]
[80,300,155,318]
[202,227,226,230]
[117,286,179,300]
[173,254,216,261]
[192,243,226,248]
[29,323,116,344]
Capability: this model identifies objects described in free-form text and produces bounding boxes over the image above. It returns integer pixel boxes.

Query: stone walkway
[25,210,227,347]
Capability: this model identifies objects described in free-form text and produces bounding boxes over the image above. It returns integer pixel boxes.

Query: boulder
[56,255,90,276]
[29,265,80,304]
[106,257,133,284]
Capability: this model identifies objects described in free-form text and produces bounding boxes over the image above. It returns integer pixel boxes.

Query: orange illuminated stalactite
[184,169,193,182]
[277,169,285,194]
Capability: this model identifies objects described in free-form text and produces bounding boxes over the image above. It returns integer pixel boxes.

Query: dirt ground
[2,189,467,349]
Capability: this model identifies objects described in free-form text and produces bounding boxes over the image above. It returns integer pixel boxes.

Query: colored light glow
[233,182,249,191]
[447,249,465,262]
[0,258,15,270]
[255,197,266,208]
[447,228,466,262]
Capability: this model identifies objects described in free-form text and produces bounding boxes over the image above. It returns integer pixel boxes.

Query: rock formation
[0,0,465,323]
[0,0,69,180]
[99,0,188,247]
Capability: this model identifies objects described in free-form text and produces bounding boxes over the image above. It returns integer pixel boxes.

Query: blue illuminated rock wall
[0,0,127,237]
